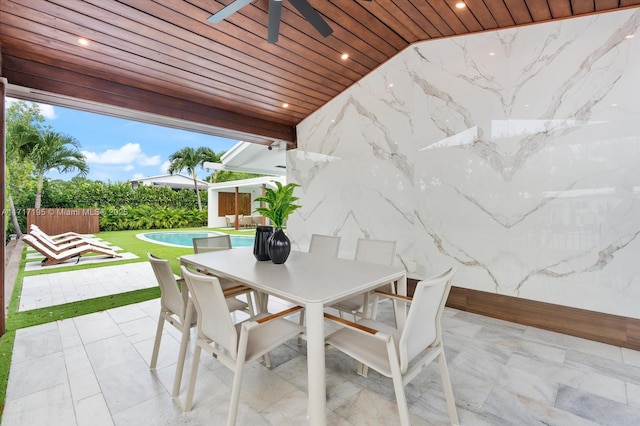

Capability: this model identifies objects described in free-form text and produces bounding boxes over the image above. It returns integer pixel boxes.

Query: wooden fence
[27,208,100,235]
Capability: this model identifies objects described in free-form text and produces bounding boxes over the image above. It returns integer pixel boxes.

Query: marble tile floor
[3,296,640,426]
[19,263,157,312]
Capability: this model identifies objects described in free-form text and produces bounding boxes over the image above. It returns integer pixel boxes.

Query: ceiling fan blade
[268,0,283,43]
[289,0,333,37]
[208,0,254,23]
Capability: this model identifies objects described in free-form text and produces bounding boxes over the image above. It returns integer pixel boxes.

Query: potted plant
[254,182,301,264]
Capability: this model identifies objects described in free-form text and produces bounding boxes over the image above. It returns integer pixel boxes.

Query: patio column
[0,76,7,336]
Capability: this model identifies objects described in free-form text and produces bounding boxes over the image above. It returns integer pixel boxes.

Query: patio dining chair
[147,254,250,397]
[192,234,232,253]
[324,267,459,426]
[330,238,397,321]
[180,265,303,424]
[192,235,256,316]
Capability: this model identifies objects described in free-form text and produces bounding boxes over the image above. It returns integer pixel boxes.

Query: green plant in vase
[254,182,301,264]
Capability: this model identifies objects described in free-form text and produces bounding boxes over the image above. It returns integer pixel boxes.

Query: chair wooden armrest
[256,306,303,324]
[222,284,253,298]
[324,312,386,337]
[373,289,412,303]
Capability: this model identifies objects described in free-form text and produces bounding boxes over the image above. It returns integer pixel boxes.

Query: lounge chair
[23,234,121,266]
[29,224,101,245]
[30,228,113,253]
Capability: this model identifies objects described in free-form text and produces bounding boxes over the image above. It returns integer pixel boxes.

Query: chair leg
[297,309,305,346]
[438,350,459,425]
[387,341,410,426]
[246,292,256,316]
[228,356,247,426]
[357,362,369,377]
[184,343,202,412]
[172,302,194,397]
[150,311,165,370]
[392,373,410,426]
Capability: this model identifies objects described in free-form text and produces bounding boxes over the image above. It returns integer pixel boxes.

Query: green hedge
[8,179,208,234]
[99,205,207,231]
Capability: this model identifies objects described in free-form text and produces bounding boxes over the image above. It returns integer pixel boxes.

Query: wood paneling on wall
[443,284,640,351]
[217,193,251,216]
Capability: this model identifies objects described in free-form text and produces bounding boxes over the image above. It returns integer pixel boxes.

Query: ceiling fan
[207,0,334,43]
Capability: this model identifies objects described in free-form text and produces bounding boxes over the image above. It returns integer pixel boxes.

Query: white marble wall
[288,9,640,319]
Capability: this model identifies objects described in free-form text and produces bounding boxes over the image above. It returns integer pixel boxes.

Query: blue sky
[8,99,238,182]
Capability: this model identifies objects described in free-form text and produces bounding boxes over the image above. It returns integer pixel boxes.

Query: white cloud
[123,165,135,171]
[138,154,161,166]
[160,160,171,174]
[38,103,57,120]
[82,143,160,167]
[131,173,145,180]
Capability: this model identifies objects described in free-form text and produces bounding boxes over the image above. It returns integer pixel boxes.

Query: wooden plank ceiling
[1,0,639,145]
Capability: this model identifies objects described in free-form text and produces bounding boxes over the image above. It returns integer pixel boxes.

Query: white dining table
[180,246,407,426]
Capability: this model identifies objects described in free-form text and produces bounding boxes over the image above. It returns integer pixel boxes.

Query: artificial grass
[0,226,255,418]
[6,287,161,330]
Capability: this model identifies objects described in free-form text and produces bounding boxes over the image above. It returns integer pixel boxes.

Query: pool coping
[136,231,254,248]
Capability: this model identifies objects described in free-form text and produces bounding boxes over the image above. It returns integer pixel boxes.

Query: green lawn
[0,226,255,416]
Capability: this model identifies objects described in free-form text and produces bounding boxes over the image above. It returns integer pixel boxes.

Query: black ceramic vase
[268,228,291,264]
[253,225,273,261]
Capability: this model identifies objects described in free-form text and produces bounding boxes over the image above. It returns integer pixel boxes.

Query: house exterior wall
[289,9,640,319]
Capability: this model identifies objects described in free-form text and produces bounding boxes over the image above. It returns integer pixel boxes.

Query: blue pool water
[140,231,254,248]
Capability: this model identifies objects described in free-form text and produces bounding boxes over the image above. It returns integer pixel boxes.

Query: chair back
[23,234,55,257]
[399,267,455,373]
[354,238,396,266]
[309,234,341,257]
[192,234,232,253]
[148,253,185,318]
[30,228,54,244]
[180,265,238,358]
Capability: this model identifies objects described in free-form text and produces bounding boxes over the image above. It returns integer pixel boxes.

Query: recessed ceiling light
[282,103,289,108]
[455,2,466,9]
[77,38,90,46]
[341,53,349,60]
[489,52,495,56]
[611,103,618,107]
[388,83,394,88]
[625,34,634,39]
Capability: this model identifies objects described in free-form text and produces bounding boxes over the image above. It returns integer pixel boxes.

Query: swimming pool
[138,231,255,248]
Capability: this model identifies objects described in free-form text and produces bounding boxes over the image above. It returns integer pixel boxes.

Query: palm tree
[5,101,46,237]
[167,147,218,211]
[28,130,89,209]
[5,123,39,237]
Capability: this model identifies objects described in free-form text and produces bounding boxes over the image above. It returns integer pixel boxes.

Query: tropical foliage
[99,206,207,231]
[7,179,204,235]
[207,170,265,183]
[167,146,218,211]
[5,101,44,237]
[254,182,301,229]
[28,130,89,208]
